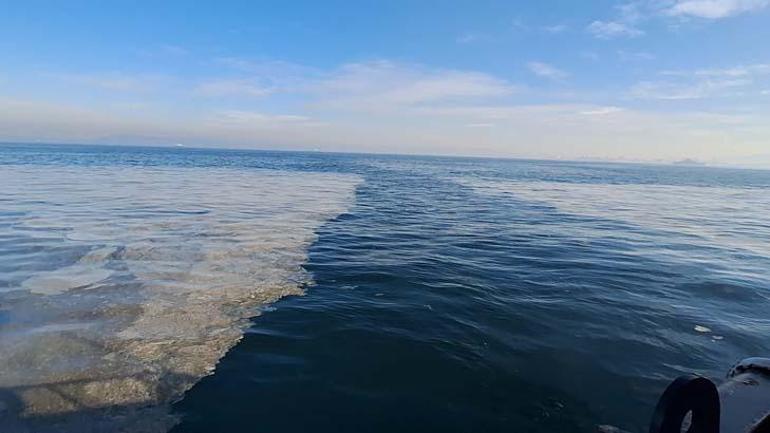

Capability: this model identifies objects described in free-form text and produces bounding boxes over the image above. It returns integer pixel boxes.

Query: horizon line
[2,140,769,171]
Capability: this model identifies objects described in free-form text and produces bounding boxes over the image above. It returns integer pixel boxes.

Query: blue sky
[1,0,769,163]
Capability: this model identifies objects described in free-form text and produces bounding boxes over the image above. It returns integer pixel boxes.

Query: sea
[1,143,769,433]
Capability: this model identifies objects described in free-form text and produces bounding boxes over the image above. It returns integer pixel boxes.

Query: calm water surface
[2,144,770,433]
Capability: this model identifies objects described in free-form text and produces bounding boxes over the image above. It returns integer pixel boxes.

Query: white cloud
[2,96,768,162]
[689,64,770,77]
[5,57,770,163]
[511,18,528,31]
[213,58,321,92]
[630,78,749,99]
[527,62,569,80]
[579,106,624,115]
[632,63,770,99]
[194,79,273,98]
[665,0,770,18]
[157,44,188,56]
[456,33,477,44]
[0,98,331,148]
[209,110,313,125]
[585,2,650,38]
[51,73,163,93]
[542,24,569,33]
[312,60,516,109]
[618,50,656,61]
[587,20,644,38]
[587,0,769,40]
[135,44,189,59]
[402,103,769,161]
[456,32,491,44]
[416,104,622,121]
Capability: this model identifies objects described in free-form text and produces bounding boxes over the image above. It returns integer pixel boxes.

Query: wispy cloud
[527,62,569,80]
[456,32,492,44]
[586,1,646,38]
[312,60,516,110]
[207,110,322,128]
[5,54,770,162]
[588,0,770,39]
[630,63,770,99]
[456,33,478,44]
[136,44,189,59]
[156,44,188,56]
[587,20,644,38]
[213,58,321,90]
[2,94,767,162]
[579,106,624,115]
[682,63,770,77]
[542,24,569,34]
[665,0,770,19]
[630,78,748,99]
[511,18,528,31]
[194,79,273,98]
[49,73,164,93]
[618,50,656,61]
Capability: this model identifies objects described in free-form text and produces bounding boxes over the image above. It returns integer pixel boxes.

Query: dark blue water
[3,143,770,433]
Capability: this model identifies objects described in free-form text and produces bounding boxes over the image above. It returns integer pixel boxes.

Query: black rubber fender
[649,375,720,433]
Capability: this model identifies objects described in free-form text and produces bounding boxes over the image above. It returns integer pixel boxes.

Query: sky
[1,0,769,164]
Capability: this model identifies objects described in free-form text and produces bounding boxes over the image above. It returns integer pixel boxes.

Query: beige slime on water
[0,165,361,432]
